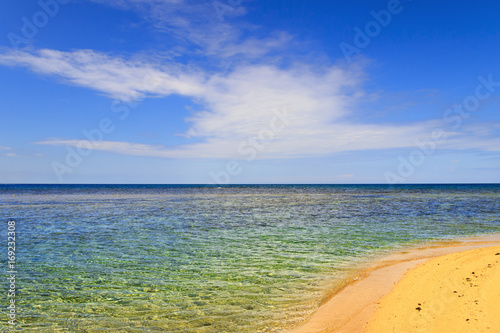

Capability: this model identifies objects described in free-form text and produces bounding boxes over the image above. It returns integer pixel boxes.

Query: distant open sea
[1,184,500,332]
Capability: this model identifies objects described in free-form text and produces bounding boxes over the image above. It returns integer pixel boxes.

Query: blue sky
[1,0,500,184]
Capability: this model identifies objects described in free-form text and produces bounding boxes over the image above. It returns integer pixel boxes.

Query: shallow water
[1,184,499,332]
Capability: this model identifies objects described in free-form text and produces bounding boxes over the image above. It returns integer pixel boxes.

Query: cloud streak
[34,128,500,160]
[1,46,498,160]
[87,0,249,57]
[0,48,204,101]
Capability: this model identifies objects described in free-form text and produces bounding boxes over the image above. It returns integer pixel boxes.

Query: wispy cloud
[2,47,498,159]
[1,146,43,157]
[33,128,500,160]
[86,0,293,66]
[5,152,44,157]
[1,0,499,161]
[35,139,180,157]
[0,48,204,101]
[87,0,249,56]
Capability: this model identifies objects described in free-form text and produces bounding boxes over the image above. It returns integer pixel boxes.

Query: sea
[1,184,499,332]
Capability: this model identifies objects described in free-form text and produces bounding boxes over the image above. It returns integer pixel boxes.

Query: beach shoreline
[288,234,500,333]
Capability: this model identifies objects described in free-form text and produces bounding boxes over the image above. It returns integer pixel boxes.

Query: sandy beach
[290,235,500,333]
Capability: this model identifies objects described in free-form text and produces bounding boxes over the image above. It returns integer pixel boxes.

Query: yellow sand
[366,244,500,333]
[289,236,500,333]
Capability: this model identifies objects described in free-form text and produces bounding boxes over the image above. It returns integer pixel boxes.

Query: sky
[1,0,500,184]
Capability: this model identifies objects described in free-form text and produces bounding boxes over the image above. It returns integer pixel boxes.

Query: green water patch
[1,185,500,332]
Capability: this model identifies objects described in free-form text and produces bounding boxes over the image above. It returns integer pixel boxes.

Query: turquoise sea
[1,184,500,332]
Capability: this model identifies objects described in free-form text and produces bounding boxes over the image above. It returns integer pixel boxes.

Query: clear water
[1,184,499,332]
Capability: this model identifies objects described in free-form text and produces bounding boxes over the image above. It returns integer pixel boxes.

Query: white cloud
[0,46,498,158]
[87,0,248,54]
[0,146,12,150]
[2,48,499,160]
[3,152,43,157]
[35,139,181,157]
[86,0,290,63]
[33,126,500,160]
[0,48,205,101]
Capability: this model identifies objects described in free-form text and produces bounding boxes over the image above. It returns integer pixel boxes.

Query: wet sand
[289,235,500,333]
